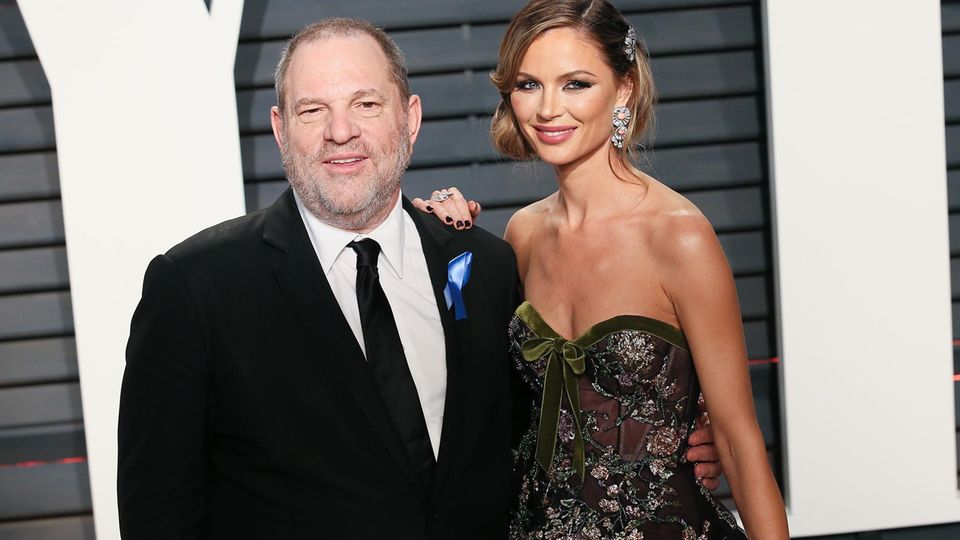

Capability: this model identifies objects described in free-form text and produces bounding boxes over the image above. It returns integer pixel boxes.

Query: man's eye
[297,106,327,123]
[514,80,540,91]
[355,101,383,117]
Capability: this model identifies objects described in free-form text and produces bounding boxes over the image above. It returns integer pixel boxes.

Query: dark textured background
[0,0,956,537]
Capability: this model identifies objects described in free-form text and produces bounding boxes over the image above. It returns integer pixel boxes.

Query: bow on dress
[521,336,587,480]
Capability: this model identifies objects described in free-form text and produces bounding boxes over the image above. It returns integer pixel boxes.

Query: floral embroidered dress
[509,301,746,540]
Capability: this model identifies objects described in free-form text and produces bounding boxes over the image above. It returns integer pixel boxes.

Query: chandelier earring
[611,106,631,149]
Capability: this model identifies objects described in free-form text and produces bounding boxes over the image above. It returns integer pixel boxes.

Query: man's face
[271,34,422,231]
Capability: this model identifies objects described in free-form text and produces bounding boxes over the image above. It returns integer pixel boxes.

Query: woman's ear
[616,77,634,108]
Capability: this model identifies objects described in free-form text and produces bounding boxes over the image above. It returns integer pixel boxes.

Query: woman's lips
[533,125,577,144]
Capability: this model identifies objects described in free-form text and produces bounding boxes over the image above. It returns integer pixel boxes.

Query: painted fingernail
[465,220,471,227]
[445,216,453,223]
[456,220,463,228]
[425,205,433,212]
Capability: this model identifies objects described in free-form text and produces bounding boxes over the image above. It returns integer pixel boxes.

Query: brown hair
[274,18,411,114]
[490,0,656,173]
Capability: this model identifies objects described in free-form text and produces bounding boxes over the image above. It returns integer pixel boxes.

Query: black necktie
[348,239,436,487]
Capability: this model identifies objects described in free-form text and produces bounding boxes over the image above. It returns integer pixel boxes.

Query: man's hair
[274,18,411,114]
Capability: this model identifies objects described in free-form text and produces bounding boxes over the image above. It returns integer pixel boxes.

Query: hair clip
[624,27,637,62]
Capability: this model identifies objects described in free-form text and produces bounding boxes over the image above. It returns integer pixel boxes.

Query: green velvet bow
[521,336,587,480]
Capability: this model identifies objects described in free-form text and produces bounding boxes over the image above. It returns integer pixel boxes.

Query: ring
[430,189,451,202]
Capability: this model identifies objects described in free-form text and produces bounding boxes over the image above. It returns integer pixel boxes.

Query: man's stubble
[282,118,411,231]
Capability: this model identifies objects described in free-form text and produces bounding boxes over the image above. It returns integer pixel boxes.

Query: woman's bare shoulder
[504,195,554,245]
[643,182,723,266]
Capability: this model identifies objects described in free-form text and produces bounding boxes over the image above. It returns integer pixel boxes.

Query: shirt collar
[294,190,406,278]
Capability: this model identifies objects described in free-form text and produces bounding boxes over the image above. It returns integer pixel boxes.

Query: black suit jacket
[118,189,521,539]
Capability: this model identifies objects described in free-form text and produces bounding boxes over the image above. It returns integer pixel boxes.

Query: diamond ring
[430,189,451,202]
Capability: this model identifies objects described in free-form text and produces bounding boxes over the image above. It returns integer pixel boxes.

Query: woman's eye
[514,80,540,91]
[565,80,593,90]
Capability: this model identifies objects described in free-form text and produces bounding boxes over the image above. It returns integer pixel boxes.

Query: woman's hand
[411,187,482,230]
[685,396,723,491]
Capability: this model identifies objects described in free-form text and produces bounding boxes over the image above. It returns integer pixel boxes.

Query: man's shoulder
[405,200,515,267]
[447,225,518,287]
[453,223,510,250]
[451,224,515,262]
[164,205,272,266]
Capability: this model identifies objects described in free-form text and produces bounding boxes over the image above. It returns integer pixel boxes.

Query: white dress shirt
[294,191,447,458]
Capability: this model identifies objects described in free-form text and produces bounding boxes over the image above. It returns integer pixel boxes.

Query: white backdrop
[764,0,958,535]
[15,0,960,537]
[17,1,247,539]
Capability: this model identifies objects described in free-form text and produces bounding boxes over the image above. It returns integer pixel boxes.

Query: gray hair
[274,18,411,114]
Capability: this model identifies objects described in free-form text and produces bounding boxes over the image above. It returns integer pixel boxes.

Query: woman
[414,1,788,538]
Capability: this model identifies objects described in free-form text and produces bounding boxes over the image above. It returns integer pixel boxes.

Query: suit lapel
[264,190,424,493]
[402,199,466,496]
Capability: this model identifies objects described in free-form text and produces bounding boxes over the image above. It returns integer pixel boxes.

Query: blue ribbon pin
[443,251,473,320]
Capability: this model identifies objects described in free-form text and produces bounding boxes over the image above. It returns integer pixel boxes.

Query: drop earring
[611,106,631,149]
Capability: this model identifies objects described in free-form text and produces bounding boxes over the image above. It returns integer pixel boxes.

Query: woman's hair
[490,0,656,175]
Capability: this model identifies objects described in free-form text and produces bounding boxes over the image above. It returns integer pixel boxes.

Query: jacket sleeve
[501,247,533,449]
[118,254,211,539]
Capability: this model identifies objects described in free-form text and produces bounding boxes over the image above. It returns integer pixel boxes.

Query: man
[118,18,720,539]
[119,18,519,539]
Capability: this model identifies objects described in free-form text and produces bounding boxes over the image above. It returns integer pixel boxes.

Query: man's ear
[406,94,423,147]
[270,105,285,150]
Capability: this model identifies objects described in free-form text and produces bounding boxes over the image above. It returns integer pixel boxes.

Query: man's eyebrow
[353,88,388,101]
[293,89,388,108]
[295,97,325,107]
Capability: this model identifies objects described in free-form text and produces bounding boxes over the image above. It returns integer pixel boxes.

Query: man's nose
[324,110,361,144]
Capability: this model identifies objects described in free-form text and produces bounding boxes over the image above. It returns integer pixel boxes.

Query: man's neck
[344,189,401,234]
[300,187,402,234]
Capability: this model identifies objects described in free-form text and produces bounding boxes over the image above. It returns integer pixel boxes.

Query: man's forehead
[287,34,397,99]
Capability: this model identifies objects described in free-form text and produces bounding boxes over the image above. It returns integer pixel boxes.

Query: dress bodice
[508,301,745,540]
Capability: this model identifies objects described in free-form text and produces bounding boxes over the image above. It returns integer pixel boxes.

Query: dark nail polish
[465,221,471,227]
[456,220,464,228]
[425,205,433,212]
[445,216,453,223]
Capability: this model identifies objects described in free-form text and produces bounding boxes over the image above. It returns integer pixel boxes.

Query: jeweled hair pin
[624,26,637,62]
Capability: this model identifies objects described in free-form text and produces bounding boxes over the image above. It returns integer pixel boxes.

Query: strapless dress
[508,301,746,540]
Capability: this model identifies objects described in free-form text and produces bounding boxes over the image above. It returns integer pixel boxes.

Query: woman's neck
[553,145,647,227]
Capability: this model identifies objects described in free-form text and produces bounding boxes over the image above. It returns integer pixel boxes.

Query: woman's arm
[659,212,789,538]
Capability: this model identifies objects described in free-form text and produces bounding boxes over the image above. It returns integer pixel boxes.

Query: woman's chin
[535,148,579,167]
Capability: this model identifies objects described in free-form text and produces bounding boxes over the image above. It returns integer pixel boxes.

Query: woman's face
[509,27,630,168]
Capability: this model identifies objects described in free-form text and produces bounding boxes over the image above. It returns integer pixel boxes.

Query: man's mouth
[321,154,369,169]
